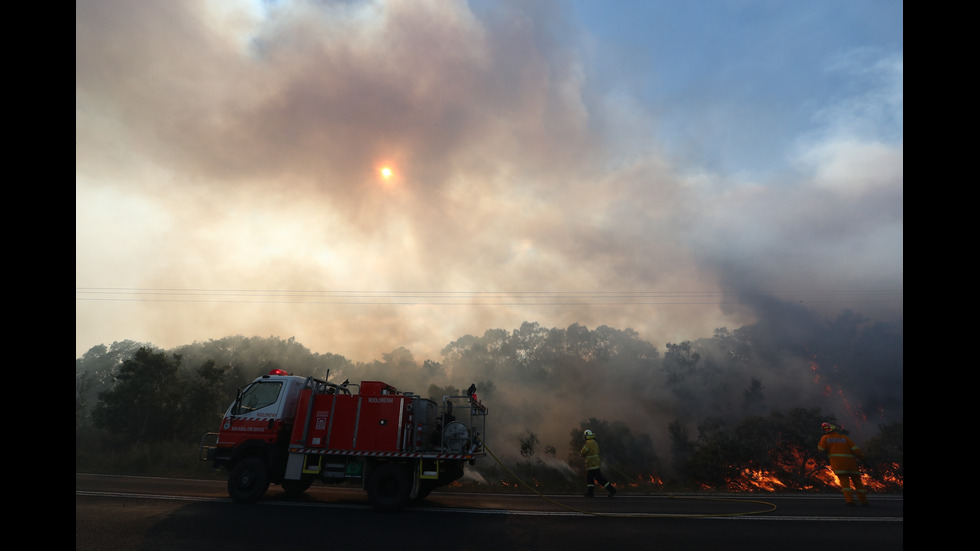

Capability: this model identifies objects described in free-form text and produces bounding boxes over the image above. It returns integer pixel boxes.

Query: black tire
[367,463,412,512]
[228,457,270,503]
[281,477,314,496]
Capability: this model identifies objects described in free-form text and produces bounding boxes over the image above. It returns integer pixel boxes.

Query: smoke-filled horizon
[76,305,902,476]
[76,0,903,425]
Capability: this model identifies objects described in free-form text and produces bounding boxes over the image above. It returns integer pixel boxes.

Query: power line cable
[75,287,903,306]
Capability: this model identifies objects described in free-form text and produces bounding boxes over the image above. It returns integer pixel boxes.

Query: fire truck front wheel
[228,457,270,503]
[367,463,412,512]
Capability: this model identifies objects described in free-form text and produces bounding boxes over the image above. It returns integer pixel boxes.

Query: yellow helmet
[583,430,595,439]
[821,422,837,434]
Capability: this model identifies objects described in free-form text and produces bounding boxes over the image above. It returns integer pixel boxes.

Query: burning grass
[704,458,902,494]
[458,443,903,495]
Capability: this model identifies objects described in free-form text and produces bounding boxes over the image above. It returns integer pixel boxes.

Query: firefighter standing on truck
[817,422,869,506]
[580,430,616,497]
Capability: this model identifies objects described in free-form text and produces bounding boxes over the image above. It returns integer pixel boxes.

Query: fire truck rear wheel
[228,457,270,503]
[367,463,411,512]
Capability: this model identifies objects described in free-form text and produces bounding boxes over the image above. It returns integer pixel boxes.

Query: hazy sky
[76,0,903,362]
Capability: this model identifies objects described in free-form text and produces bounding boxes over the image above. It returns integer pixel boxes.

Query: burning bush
[676,410,903,493]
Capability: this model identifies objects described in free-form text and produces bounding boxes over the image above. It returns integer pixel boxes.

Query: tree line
[76,313,903,492]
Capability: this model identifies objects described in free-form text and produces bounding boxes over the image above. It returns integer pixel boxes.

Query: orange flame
[805,346,870,432]
[710,451,902,493]
[728,468,787,492]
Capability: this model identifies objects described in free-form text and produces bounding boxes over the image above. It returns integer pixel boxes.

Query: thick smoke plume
[76,1,902,372]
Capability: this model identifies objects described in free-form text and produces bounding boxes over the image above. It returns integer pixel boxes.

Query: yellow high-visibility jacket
[817,431,865,475]
[580,439,602,470]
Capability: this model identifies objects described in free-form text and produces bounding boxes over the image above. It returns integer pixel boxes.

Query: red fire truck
[200,370,488,511]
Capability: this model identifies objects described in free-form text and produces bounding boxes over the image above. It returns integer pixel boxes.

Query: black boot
[607,484,617,497]
[584,486,594,497]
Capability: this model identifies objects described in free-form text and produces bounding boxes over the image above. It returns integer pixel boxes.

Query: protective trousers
[586,468,613,496]
[835,472,868,505]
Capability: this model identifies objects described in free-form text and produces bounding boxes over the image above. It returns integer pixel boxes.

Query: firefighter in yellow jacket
[817,422,868,506]
[580,430,616,497]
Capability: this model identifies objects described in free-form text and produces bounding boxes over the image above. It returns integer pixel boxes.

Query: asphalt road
[76,473,902,551]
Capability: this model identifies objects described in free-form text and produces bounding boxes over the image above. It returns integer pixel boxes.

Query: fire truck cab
[201,370,487,512]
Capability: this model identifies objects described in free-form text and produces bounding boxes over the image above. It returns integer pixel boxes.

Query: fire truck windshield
[234,381,283,414]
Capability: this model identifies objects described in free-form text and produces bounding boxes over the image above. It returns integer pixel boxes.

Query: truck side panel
[355,395,405,451]
[326,395,359,449]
